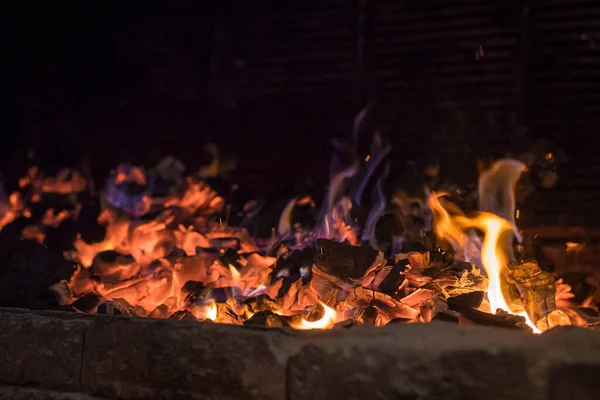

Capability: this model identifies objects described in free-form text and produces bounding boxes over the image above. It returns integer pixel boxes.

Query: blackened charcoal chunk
[315,239,383,280]
[357,306,379,326]
[181,282,239,307]
[149,304,171,319]
[244,294,279,313]
[72,292,103,313]
[244,310,289,328]
[273,248,316,290]
[97,299,137,316]
[180,281,206,308]
[433,310,460,324]
[219,248,243,270]
[210,238,240,251]
[449,302,532,332]
[377,259,408,296]
[447,291,485,309]
[508,260,556,325]
[49,280,74,305]
[0,239,74,309]
[169,310,198,321]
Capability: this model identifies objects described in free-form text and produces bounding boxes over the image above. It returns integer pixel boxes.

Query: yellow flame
[430,194,540,333]
[229,264,241,287]
[290,301,337,330]
[453,213,513,314]
[190,299,217,321]
[205,299,217,321]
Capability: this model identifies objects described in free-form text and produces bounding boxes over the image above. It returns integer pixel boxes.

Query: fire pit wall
[1,308,599,400]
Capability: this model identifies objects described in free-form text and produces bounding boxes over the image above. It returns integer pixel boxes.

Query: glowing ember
[0,134,595,332]
[290,301,337,330]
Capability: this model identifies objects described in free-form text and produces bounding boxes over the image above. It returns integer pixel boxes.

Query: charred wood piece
[244,310,290,328]
[506,259,556,326]
[315,239,384,280]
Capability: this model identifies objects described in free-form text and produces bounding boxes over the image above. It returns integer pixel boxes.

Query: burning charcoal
[345,286,419,321]
[506,260,556,325]
[97,298,137,316]
[214,302,244,325]
[0,239,74,309]
[149,304,171,319]
[334,320,360,329]
[315,239,384,280]
[449,302,532,332]
[279,279,303,310]
[395,251,431,270]
[387,317,411,324]
[219,248,243,270]
[244,310,289,328]
[273,249,315,295]
[49,280,74,305]
[169,310,198,321]
[536,309,571,332]
[244,294,279,313]
[357,306,380,325]
[210,238,240,251]
[447,291,485,309]
[180,281,206,308]
[91,251,139,284]
[433,310,460,324]
[72,292,103,313]
[377,259,408,296]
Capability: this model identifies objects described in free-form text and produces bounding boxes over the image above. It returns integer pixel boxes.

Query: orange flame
[429,193,540,333]
[290,301,337,330]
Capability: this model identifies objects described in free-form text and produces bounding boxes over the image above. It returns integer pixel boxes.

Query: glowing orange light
[290,301,337,330]
[430,193,541,333]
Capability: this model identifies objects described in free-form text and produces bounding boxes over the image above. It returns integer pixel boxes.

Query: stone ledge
[0,308,599,400]
[80,316,292,400]
[0,386,106,400]
[0,309,90,392]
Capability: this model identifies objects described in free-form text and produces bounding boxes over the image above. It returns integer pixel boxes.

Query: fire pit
[0,110,599,399]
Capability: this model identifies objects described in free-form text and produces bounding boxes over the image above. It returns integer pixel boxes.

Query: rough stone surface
[1,308,600,400]
[0,386,106,400]
[287,323,600,400]
[0,310,90,391]
[81,316,291,400]
[547,364,600,400]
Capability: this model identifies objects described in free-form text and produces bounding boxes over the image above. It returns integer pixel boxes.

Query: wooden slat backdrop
[5,1,600,231]
[529,0,600,228]
[213,0,600,231]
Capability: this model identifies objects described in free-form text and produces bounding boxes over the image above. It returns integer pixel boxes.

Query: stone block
[81,316,291,400]
[0,310,89,391]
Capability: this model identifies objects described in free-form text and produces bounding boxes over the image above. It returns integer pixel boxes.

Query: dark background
[2,0,600,226]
